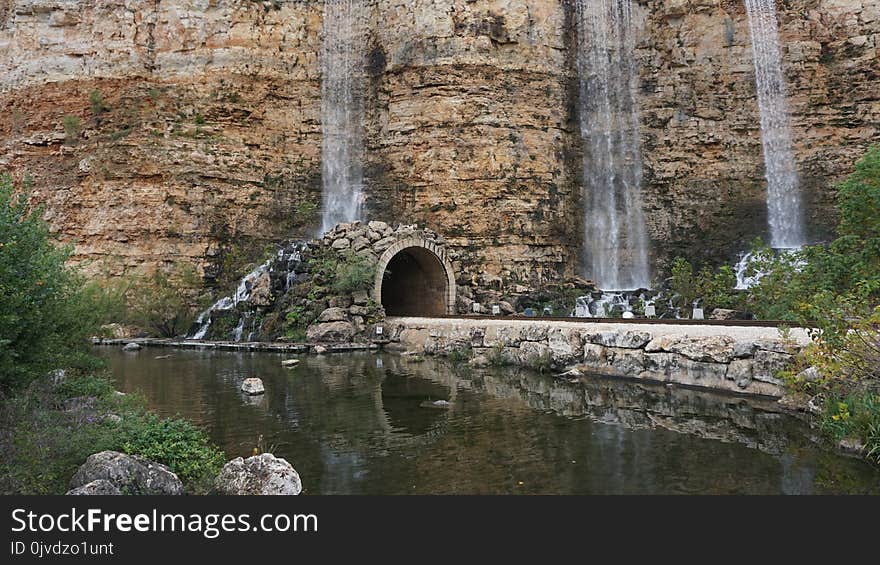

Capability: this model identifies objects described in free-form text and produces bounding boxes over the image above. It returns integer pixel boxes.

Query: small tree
[0,176,98,392]
[126,267,200,338]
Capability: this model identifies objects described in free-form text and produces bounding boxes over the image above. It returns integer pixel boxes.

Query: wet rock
[66,479,122,496]
[241,378,265,395]
[214,453,302,495]
[318,307,348,322]
[313,345,328,354]
[249,272,273,307]
[281,359,300,367]
[307,321,356,343]
[122,342,141,352]
[70,451,183,495]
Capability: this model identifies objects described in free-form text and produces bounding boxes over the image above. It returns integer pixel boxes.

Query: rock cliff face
[1,0,877,291]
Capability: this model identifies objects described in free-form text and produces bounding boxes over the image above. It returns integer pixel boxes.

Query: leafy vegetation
[309,249,377,295]
[0,372,224,494]
[0,176,102,392]
[125,266,201,337]
[62,115,81,144]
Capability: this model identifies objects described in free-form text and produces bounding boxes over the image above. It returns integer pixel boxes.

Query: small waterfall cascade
[320,0,368,234]
[745,0,805,248]
[575,0,651,291]
[189,242,308,341]
[733,247,803,290]
[575,290,647,319]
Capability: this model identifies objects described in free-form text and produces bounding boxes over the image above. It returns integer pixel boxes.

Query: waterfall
[188,242,308,341]
[745,0,805,248]
[320,0,368,234]
[576,0,651,291]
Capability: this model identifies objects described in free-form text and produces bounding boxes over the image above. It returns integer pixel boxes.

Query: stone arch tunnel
[373,237,456,317]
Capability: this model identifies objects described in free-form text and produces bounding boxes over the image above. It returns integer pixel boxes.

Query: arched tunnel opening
[380,246,449,317]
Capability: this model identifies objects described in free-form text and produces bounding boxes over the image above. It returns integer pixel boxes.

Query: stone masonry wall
[390,317,813,397]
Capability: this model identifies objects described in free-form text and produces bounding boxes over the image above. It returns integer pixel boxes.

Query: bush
[116,415,226,491]
[0,372,225,494]
[819,394,880,464]
[0,176,101,392]
[332,251,376,294]
[126,266,200,337]
[667,257,741,314]
[62,115,81,144]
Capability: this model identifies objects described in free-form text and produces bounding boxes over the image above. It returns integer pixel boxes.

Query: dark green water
[100,348,880,494]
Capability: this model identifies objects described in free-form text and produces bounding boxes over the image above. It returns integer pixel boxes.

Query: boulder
[368,220,389,233]
[318,307,348,322]
[281,359,300,367]
[710,308,748,320]
[498,301,516,315]
[351,236,371,251]
[646,335,735,363]
[69,451,183,495]
[307,321,356,343]
[66,479,122,496]
[122,342,141,352]
[331,238,351,250]
[249,271,273,307]
[214,453,302,495]
[241,378,265,395]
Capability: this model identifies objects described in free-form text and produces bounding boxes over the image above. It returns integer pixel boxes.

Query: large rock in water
[307,321,355,343]
[214,454,302,495]
[67,479,122,495]
[69,451,183,495]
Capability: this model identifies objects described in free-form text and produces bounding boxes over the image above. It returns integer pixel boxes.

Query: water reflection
[101,348,880,494]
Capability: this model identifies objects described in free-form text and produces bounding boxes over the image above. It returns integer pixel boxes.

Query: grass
[819,394,880,464]
[0,371,225,495]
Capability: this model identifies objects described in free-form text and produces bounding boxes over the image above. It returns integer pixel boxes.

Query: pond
[99,348,880,494]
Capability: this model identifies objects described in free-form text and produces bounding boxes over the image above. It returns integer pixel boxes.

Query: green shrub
[0,176,101,392]
[89,90,106,117]
[819,394,880,464]
[126,266,200,337]
[333,251,376,294]
[62,115,81,144]
[0,373,225,494]
[116,415,225,491]
[667,257,741,313]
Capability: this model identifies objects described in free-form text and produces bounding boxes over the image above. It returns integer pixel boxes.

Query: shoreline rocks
[214,453,302,495]
[68,451,183,495]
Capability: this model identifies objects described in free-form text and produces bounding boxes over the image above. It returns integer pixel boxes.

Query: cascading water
[320,0,368,234]
[188,242,308,341]
[745,0,805,248]
[575,0,650,291]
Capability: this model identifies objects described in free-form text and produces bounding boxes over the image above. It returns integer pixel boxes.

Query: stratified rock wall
[1,0,877,290]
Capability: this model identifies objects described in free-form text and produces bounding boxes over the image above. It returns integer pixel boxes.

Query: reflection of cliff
[104,349,880,494]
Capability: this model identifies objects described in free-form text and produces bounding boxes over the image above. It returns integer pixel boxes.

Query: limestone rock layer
[1,0,877,289]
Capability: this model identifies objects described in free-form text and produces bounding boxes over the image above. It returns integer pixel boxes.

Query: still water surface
[100,348,880,494]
